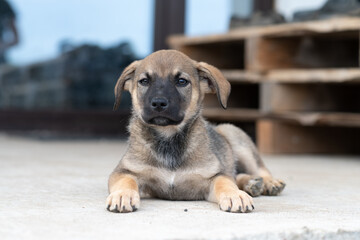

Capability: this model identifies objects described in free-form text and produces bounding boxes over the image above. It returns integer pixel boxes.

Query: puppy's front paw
[262,178,286,196]
[106,189,140,213]
[219,190,254,213]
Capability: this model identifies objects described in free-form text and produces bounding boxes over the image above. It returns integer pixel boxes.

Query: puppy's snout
[151,97,168,112]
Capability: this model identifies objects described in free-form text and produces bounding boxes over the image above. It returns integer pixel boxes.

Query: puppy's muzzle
[151,97,168,112]
[142,96,183,126]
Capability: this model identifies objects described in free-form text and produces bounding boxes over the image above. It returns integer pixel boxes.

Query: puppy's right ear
[113,61,140,111]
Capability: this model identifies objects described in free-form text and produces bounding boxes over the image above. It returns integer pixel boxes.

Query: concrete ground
[0,134,359,240]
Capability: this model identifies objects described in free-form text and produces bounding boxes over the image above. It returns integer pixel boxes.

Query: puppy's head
[114,50,230,127]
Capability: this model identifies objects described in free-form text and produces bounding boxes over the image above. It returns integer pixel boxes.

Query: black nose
[151,97,168,112]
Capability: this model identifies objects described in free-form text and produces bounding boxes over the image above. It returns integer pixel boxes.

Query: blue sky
[7,0,325,65]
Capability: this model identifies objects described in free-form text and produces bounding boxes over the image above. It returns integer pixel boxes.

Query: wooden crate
[169,17,360,154]
[257,120,360,154]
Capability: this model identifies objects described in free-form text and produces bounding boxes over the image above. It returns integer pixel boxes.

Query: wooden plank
[168,17,360,47]
[260,82,273,113]
[262,82,328,112]
[168,33,247,48]
[246,37,302,71]
[271,112,360,128]
[256,120,275,153]
[246,35,359,71]
[202,108,263,122]
[260,83,360,113]
[221,68,360,83]
[221,70,263,83]
[257,120,360,154]
[203,107,360,128]
[265,68,360,83]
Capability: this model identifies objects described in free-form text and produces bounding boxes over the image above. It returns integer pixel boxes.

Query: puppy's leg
[236,174,264,197]
[234,148,285,196]
[208,175,254,213]
[258,167,286,196]
[215,124,286,196]
[106,172,140,213]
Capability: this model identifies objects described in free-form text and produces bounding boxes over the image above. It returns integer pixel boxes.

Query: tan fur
[197,62,231,109]
[215,124,261,174]
[106,173,140,213]
[208,175,254,213]
[236,174,252,189]
[107,50,285,213]
[216,124,285,196]
[114,61,139,110]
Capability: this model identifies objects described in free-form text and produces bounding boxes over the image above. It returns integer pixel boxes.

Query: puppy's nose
[151,97,168,112]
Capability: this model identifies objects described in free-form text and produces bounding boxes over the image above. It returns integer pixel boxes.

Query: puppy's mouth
[148,116,182,126]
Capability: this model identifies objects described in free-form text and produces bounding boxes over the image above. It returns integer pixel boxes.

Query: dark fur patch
[207,124,227,164]
[235,161,247,174]
[148,125,190,170]
[140,73,188,125]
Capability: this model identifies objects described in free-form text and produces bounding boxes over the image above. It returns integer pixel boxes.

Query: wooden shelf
[168,17,360,47]
[257,120,360,154]
[170,17,360,154]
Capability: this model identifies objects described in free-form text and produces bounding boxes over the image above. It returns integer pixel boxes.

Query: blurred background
[1,0,359,154]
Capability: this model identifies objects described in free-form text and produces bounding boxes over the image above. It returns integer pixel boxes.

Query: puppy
[107,50,285,213]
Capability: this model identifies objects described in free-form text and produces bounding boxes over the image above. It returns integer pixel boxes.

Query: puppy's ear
[113,61,140,111]
[197,62,231,109]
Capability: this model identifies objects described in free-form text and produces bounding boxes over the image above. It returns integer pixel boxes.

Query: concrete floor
[0,134,359,240]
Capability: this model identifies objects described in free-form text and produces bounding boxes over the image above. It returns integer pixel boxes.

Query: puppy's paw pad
[262,178,286,196]
[244,177,264,197]
[106,189,140,213]
[219,190,254,213]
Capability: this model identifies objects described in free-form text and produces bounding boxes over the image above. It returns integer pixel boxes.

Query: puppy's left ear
[197,62,231,109]
[113,60,140,111]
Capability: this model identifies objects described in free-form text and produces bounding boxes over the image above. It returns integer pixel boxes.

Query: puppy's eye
[176,78,189,86]
[139,78,149,86]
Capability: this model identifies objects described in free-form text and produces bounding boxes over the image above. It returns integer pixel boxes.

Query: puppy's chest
[150,135,187,170]
[138,168,213,200]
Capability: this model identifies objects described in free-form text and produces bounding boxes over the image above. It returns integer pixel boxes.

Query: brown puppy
[107,50,285,213]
